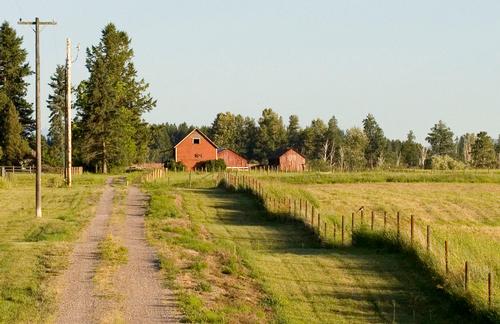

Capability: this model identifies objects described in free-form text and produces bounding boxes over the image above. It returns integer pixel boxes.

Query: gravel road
[54,178,114,323]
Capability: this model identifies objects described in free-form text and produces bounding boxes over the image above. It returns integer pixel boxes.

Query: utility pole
[65,38,72,187]
[18,18,57,218]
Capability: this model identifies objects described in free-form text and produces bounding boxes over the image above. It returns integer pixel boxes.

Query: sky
[3,0,500,143]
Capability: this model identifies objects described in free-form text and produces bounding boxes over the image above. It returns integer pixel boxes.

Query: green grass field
[143,172,491,323]
[238,170,500,319]
[0,173,106,323]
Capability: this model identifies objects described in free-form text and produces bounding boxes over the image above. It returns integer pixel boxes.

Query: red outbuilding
[270,148,306,172]
[174,129,218,171]
[218,148,249,170]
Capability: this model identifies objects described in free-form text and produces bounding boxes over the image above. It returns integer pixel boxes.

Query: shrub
[165,159,185,171]
[307,159,332,172]
[195,159,226,172]
[429,155,465,170]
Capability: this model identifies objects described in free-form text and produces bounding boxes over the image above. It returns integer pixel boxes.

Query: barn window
[193,138,200,144]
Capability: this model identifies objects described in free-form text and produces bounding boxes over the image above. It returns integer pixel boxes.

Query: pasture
[244,170,500,318]
[143,171,495,323]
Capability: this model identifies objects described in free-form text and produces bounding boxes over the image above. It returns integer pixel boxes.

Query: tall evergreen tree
[0,91,28,165]
[471,132,496,168]
[75,23,155,173]
[254,108,286,163]
[286,115,302,150]
[147,124,173,162]
[0,22,33,137]
[362,114,386,168]
[325,116,344,166]
[401,130,421,167]
[46,65,66,167]
[426,120,455,156]
[303,118,327,160]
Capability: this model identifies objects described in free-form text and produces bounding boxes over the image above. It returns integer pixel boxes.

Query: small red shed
[218,148,249,170]
[271,148,306,172]
[174,129,218,171]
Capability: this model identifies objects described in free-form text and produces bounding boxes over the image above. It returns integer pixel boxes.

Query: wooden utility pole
[18,18,57,218]
[65,38,72,187]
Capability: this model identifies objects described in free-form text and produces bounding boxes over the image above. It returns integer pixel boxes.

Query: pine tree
[325,116,344,166]
[46,65,66,167]
[362,114,386,168]
[471,132,496,168]
[0,92,28,165]
[75,24,155,172]
[401,130,421,167]
[286,115,302,150]
[426,120,455,156]
[303,119,327,160]
[0,21,33,137]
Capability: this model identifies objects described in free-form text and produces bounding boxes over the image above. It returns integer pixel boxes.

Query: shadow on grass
[188,187,496,324]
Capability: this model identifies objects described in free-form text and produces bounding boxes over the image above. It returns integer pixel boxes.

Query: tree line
[0,21,499,171]
[148,111,500,170]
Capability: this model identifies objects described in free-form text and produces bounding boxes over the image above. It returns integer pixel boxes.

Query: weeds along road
[146,177,486,323]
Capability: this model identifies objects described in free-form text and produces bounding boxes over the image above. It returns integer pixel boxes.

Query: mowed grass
[246,171,500,318]
[144,173,484,323]
[0,173,106,323]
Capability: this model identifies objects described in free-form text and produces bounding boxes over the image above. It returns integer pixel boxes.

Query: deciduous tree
[254,108,286,163]
[343,127,367,170]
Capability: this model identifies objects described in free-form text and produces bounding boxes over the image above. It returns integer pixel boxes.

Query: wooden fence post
[426,225,430,252]
[351,212,355,234]
[464,261,469,290]
[317,213,321,232]
[341,215,345,245]
[361,210,364,225]
[445,240,449,274]
[397,212,400,238]
[371,211,374,230]
[488,272,492,308]
[324,222,327,239]
[305,201,308,223]
[410,215,414,245]
[312,206,315,227]
[333,223,336,242]
[384,211,387,231]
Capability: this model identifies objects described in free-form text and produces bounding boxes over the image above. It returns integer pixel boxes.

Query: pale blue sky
[3,0,500,142]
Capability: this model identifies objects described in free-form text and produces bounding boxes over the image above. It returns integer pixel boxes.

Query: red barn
[271,148,306,172]
[218,148,249,170]
[174,129,218,171]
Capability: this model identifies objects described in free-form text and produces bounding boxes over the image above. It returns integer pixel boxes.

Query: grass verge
[0,173,106,323]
